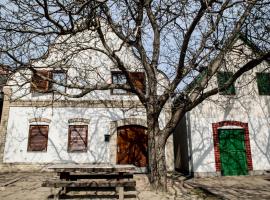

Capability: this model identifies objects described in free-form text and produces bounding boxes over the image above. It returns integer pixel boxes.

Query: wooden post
[117,186,124,200]
[62,186,67,194]
[53,187,59,200]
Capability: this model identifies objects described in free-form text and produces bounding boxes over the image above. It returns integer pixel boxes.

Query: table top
[47,164,136,173]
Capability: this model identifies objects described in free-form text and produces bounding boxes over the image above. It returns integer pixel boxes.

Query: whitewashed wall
[7,28,169,102]
[189,109,270,173]
[3,26,174,168]
[4,106,147,163]
[187,41,270,174]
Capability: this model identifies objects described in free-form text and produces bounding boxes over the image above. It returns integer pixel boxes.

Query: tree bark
[147,116,167,191]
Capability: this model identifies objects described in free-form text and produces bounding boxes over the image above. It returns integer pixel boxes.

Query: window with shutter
[217,71,236,95]
[129,72,146,94]
[27,125,49,152]
[31,70,51,92]
[51,71,67,93]
[111,71,128,94]
[68,125,88,152]
[111,71,146,94]
[31,70,67,93]
[256,73,270,95]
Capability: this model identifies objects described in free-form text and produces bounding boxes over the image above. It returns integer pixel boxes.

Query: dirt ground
[0,172,215,200]
[0,172,269,200]
[187,175,270,200]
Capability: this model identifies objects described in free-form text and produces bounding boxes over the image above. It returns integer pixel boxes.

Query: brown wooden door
[117,125,148,167]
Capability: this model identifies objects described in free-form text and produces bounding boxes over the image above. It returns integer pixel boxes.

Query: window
[256,73,270,95]
[27,125,49,152]
[217,71,236,95]
[111,71,145,94]
[31,71,51,92]
[52,71,67,93]
[31,70,66,93]
[68,125,88,152]
[111,71,128,94]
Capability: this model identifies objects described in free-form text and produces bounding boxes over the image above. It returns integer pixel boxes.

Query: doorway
[117,125,148,168]
[218,129,248,176]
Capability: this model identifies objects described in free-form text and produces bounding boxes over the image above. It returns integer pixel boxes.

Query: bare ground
[1,172,268,200]
[186,174,270,200]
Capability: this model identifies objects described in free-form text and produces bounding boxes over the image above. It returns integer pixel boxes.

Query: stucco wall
[4,106,146,164]
[188,91,270,174]
[187,42,270,174]
[7,28,169,102]
[0,25,176,171]
[188,112,270,173]
[3,105,174,170]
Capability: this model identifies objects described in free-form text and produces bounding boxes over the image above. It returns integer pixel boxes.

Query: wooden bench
[58,172,134,180]
[43,164,137,200]
[42,179,136,200]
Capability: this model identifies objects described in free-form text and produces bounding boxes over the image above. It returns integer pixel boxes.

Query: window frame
[31,70,67,93]
[110,71,146,95]
[67,125,88,153]
[256,72,270,95]
[111,71,129,95]
[51,70,67,93]
[27,125,49,152]
[217,71,236,95]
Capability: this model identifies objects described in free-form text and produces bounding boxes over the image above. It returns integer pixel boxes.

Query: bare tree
[0,0,269,190]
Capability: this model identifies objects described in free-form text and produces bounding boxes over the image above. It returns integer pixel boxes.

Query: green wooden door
[218,129,248,176]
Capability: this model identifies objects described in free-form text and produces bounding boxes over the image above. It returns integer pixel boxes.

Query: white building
[174,38,270,177]
[0,30,174,172]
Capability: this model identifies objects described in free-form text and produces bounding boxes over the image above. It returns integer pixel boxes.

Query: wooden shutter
[217,71,236,95]
[256,73,270,95]
[68,125,88,152]
[31,70,51,92]
[129,72,146,93]
[27,125,48,151]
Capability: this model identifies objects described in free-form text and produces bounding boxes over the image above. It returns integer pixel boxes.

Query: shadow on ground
[0,172,269,200]
[185,174,270,200]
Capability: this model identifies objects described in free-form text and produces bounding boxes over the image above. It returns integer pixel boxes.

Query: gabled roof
[238,33,270,64]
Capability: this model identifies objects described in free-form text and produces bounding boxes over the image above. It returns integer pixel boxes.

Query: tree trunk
[147,117,167,191]
[149,136,167,191]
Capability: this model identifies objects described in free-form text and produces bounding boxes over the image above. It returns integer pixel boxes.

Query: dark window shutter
[27,125,48,151]
[217,71,236,95]
[68,125,88,152]
[31,70,51,92]
[256,73,270,95]
[129,72,146,93]
[186,69,208,92]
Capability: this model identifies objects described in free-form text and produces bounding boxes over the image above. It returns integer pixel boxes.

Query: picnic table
[42,164,137,200]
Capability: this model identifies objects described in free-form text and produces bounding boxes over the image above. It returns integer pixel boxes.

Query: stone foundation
[193,170,270,178]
